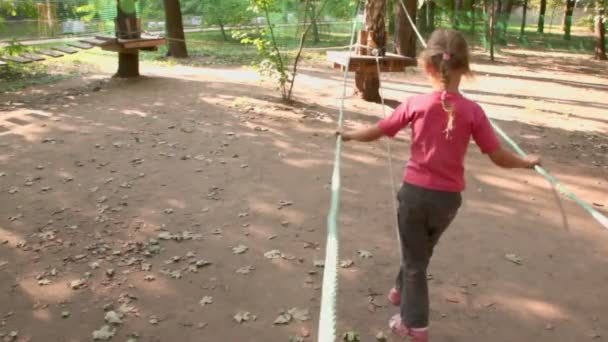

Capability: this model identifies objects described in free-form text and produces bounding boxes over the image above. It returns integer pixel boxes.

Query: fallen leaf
[376,331,387,341]
[313,260,325,268]
[358,250,373,258]
[264,249,283,259]
[273,312,292,325]
[144,275,155,282]
[343,331,360,342]
[199,296,213,306]
[61,311,70,318]
[233,311,253,323]
[340,260,354,268]
[232,245,248,254]
[69,279,87,290]
[236,266,254,275]
[37,278,52,286]
[104,310,124,324]
[92,325,116,340]
[505,254,522,265]
[288,307,310,321]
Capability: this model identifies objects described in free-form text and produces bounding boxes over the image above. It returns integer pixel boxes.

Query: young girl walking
[338,29,541,341]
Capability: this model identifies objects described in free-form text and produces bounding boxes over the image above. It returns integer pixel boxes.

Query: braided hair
[419,29,471,137]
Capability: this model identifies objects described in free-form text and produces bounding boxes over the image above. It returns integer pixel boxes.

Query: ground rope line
[317,2,362,341]
[397,0,608,230]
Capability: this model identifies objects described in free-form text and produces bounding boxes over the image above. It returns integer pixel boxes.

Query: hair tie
[442,52,451,61]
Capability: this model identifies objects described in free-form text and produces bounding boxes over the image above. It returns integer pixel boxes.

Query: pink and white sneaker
[388,287,401,306]
[389,314,429,342]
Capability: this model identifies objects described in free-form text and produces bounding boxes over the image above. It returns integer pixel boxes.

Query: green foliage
[2,39,28,56]
[234,27,290,98]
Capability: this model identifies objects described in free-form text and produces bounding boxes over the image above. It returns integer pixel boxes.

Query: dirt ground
[0,48,607,342]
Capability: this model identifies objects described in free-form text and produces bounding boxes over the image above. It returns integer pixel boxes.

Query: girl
[338,29,540,341]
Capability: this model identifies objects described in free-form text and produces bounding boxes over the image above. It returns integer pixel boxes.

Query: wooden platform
[87,35,166,53]
[68,42,93,49]
[327,51,417,72]
[36,49,63,57]
[0,55,33,64]
[0,60,7,66]
[20,53,45,61]
[52,46,79,54]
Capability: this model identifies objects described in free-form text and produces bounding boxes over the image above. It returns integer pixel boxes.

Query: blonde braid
[439,55,456,137]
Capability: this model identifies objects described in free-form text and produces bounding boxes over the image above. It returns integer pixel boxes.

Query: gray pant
[395,183,462,328]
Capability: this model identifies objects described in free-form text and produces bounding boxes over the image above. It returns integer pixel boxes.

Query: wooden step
[0,60,7,66]
[80,38,112,46]
[51,46,79,54]
[20,53,45,61]
[0,55,33,64]
[68,42,93,49]
[36,49,63,57]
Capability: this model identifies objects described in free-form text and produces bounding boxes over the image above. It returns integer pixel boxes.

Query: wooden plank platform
[1,55,33,64]
[20,53,45,61]
[80,38,113,47]
[68,42,93,49]
[52,46,79,54]
[117,36,166,49]
[0,60,7,66]
[327,51,417,72]
[36,49,63,57]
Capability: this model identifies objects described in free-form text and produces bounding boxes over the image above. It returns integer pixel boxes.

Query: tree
[538,0,547,32]
[164,0,188,58]
[186,0,253,41]
[563,0,575,39]
[489,0,496,60]
[519,0,529,41]
[595,9,607,59]
[394,0,417,58]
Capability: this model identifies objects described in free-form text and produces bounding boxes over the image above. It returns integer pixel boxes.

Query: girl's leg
[397,185,461,329]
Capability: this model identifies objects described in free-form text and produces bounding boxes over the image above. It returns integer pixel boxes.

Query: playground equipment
[326,0,416,103]
[1,0,165,78]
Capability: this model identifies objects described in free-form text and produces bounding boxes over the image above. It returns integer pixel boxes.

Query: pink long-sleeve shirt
[378,91,501,192]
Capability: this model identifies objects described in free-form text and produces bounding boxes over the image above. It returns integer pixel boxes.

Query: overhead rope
[396,0,608,230]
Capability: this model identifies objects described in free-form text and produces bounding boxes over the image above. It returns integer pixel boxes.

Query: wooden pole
[519,0,528,42]
[489,0,496,61]
[115,0,140,78]
[164,0,188,58]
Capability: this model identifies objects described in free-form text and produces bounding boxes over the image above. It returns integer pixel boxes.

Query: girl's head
[419,29,471,85]
[418,29,471,135]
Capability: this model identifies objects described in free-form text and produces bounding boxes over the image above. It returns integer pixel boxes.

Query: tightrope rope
[317,2,361,341]
[397,0,608,230]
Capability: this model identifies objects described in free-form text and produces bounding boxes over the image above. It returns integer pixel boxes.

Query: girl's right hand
[524,154,541,169]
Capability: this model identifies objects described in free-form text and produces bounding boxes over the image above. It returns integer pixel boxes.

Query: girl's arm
[488,147,541,169]
[338,125,384,142]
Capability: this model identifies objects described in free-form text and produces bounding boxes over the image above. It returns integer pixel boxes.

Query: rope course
[316,2,607,341]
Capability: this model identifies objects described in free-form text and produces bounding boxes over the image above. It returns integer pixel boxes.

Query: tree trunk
[116,51,140,78]
[563,0,575,40]
[490,0,496,60]
[595,14,607,60]
[309,2,320,43]
[164,0,188,58]
[394,0,417,57]
[219,20,228,41]
[454,0,464,27]
[538,0,546,32]
[115,0,140,78]
[471,0,477,34]
[519,0,528,41]
[354,0,387,103]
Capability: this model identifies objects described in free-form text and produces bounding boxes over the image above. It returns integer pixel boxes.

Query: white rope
[375,57,401,231]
